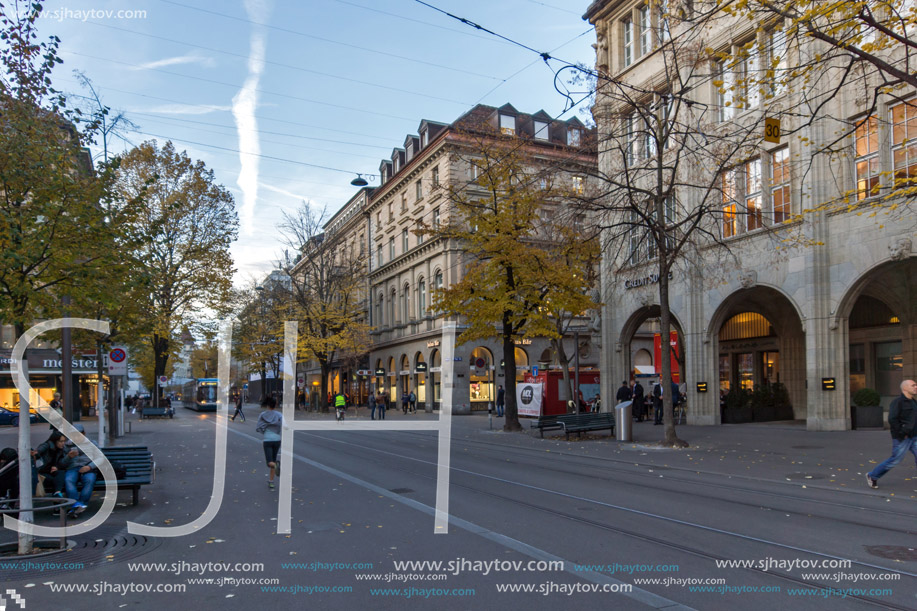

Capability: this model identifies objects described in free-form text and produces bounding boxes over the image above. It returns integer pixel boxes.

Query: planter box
[753,405,776,422]
[724,407,753,423]
[854,405,883,429]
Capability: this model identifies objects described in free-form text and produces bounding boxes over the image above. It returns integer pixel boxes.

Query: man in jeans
[867,379,917,489]
[58,435,98,516]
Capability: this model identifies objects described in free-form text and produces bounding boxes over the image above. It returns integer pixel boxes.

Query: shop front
[0,349,106,419]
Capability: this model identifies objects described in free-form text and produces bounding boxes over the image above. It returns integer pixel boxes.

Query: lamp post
[255,285,266,401]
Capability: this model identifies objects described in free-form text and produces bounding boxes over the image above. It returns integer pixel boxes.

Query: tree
[114,140,238,407]
[235,281,285,399]
[580,4,780,447]
[422,131,599,431]
[0,0,122,554]
[279,204,371,412]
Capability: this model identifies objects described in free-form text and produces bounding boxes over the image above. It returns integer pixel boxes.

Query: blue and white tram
[182,378,219,412]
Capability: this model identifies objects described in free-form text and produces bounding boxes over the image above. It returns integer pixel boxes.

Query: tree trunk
[552,337,574,412]
[502,313,521,431]
[15,322,34,555]
[658,264,687,448]
[319,361,330,413]
[152,334,170,408]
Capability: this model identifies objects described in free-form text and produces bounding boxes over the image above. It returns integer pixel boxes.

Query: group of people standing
[616,379,683,425]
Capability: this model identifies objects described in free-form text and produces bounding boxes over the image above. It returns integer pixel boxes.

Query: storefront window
[762,351,779,385]
[470,347,493,410]
[431,349,441,404]
[718,355,730,393]
[737,353,754,390]
[875,341,903,398]
[849,343,865,395]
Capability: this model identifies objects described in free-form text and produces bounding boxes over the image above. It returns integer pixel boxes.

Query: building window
[890,100,917,189]
[500,114,515,135]
[418,277,426,314]
[402,228,409,252]
[571,175,584,195]
[742,47,760,109]
[855,115,879,200]
[629,210,641,265]
[769,29,787,97]
[625,112,637,165]
[534,120,549,140]
[416,220,424,245]
[623,17,634,67]
[376,211,382,232]
[388,202,394,222]
[431,166,439,187]
[567,128,581,147]
[377,244,383,266]
[639,5,651,56]
[434,271,443,291]
[389,237,395,260]
[421,130,428,147]
[400,193,407,212]
[390,289,396,325]
[771,146,790,223]
[402,284,410,322]
[432,207,440,228]
[376,293,383,326]
[744,158,763,231]
[415,180,423,200]
[657,0,671,44]
[721,168,738,238]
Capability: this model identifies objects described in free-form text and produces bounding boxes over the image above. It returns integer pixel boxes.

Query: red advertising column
[653,332,680,383]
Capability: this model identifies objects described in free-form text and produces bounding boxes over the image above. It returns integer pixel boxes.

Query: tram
[182,378,219,412]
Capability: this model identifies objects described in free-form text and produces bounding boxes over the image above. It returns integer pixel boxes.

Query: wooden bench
[529,415,563,438]
[93,446,154,506]
[557,413,616,439]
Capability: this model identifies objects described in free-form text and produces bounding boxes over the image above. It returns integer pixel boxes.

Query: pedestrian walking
[378,391,387,420]
[409,390,417,413]
[49,392,63,429]
[401,391,409,414]
[231,393,245,422]
[496,385,505,417]
[368,391,377,420]
[255,396,282,490]
[866,379,917,489]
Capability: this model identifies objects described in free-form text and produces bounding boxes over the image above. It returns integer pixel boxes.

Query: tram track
[297,431,915,610]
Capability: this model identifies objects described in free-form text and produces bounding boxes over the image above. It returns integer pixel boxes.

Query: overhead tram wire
[124,113,387,161]
[79,19,476,107]
[65,51,420,123]
[59,81,395,143]
[120,110,393,152]
[156,0,505,81]
[132,129,372,176]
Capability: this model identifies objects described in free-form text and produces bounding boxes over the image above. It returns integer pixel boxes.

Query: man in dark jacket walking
[867,379,917,489]
[616,381,632,403]
[633,381,645,421]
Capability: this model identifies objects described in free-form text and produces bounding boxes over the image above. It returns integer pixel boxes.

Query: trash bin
[615,400,633,442]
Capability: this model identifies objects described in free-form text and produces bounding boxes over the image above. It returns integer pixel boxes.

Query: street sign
[297,376,305,389]
[108,346,127,376]
[158,375,168,387]
[532,365,539,377]
[764,117,781,143]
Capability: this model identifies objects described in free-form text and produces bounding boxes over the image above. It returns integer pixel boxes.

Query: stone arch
[834,257,915,423]
[707,285,806,421]
[618,304,686,383]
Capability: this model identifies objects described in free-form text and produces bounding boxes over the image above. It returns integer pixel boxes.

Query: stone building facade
[585,0,915,430]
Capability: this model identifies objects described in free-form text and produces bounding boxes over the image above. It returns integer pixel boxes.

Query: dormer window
[534,120,549,140]
[394,158,400,172]
[421,131,428,147]
[500,114,516,135]
[567,128,581,147]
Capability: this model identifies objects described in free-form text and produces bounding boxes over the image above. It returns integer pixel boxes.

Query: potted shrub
[771,383,794,420]
[852,388,883,429]
[750,385,776,422]
[723,388,752,423]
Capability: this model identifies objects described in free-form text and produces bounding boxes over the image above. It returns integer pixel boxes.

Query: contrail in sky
[233,0,272,234]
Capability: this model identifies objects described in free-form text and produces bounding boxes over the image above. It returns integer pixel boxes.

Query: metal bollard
[615,401,633,442]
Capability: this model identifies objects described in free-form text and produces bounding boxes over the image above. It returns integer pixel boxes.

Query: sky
[37,0,597,285]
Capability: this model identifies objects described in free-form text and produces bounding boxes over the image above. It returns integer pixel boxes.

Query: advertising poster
[516,383,543,417]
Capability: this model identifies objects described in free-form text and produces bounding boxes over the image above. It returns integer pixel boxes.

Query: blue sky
[40,0,596,283]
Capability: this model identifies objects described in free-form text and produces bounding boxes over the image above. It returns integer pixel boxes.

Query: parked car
[0,405,40,427]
